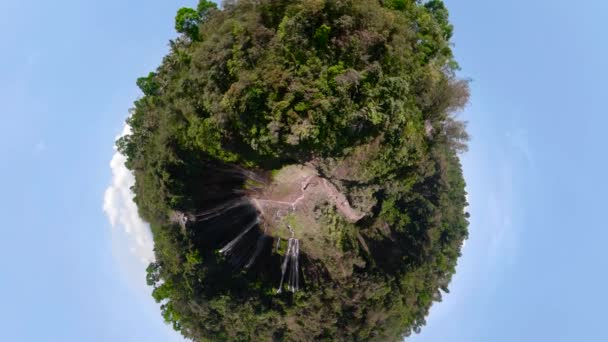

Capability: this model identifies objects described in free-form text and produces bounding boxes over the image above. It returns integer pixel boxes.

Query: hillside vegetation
[118,0,470,341]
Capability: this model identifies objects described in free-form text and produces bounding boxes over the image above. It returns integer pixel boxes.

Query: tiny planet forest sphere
[117,0,470,340]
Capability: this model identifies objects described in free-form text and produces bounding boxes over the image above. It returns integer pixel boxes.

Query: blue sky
[0,0,606,341]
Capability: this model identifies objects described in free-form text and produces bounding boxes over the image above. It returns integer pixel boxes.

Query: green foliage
[386,0,408,11]
[320,204,357,251]
[136,72,159,96]
[314,24,331,47]
[152,280,174,303]
[425,0,454,39]
[197,0,217,19]
[175,7,200,40]
[119,0,470,341]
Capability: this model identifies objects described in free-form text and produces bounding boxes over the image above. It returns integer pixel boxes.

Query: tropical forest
[117,0,470,340]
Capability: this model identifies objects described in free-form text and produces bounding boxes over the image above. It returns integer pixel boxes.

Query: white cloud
[102,125,188,341]
[103,125,155,271]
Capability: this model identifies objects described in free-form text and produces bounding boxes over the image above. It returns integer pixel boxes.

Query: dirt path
[321,178,365,222]
[254,173,364,223]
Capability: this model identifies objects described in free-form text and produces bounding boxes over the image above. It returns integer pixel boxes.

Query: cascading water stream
[277,225,300,294]
[219,217,260,254]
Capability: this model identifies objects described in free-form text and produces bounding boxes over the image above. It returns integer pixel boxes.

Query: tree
[136,72,159,96]
[175,7,200,40]
[425,0,454,39]
[197,0,217,20]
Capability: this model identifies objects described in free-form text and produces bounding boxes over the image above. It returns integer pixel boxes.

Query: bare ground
[252,165,365,223]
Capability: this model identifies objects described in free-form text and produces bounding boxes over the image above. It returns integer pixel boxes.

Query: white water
[195,198,249,221]
[277,237,300,293]
[219,218,259,254]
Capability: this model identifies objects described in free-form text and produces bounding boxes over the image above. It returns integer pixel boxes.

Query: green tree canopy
[197,0,218,19]
[175,7,201,40]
